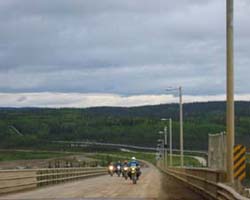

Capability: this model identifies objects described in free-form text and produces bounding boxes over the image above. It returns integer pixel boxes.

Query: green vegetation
[158,156,203,167]
[88,151,156,164]
[0,101,249,150]
[0,150,71,162]
[88,151,202,167]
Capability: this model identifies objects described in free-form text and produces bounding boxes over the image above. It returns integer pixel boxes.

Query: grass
[242,159,250,187]
[87,151,202,167]
[0,150,71,162]
[164,156,203,167]
[0,148,203,168]
[88,151,155,163]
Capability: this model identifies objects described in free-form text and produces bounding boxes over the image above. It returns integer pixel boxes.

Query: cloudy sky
[0,0,249,107]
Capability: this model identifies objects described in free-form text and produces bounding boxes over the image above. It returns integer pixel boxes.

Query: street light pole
[226,0,234,183]
[179,86,184,167]
[164,126,168,168]
[162,141,164,169]
[169,118,173,166]
[166,86,184,167]
[158,131,165,169]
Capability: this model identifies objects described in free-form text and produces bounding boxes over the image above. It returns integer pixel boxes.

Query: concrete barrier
[161,167,224,199]
[0,170,37,194]
[158,164,249,200]
[0,167,106,195]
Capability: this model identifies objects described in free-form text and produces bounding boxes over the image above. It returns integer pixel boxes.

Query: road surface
[0,164,204,200]
[193,156,207,166]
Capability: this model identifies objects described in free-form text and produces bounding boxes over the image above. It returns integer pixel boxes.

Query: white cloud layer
[0,93,249,108]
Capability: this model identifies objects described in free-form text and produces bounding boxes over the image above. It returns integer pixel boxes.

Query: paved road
[193,156,207,166]
[0,164,204,200]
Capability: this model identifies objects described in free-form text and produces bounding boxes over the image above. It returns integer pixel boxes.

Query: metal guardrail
[158,164,249,200]
[217,183,249,200]
[0,167,106,195]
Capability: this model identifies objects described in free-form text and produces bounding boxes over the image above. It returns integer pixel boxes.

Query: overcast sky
[0,0,249,107]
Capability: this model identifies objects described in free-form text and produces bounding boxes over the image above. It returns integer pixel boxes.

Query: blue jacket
[128,160,139,167]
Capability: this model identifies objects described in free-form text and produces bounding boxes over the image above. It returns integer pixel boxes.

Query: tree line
[0,101,249,150]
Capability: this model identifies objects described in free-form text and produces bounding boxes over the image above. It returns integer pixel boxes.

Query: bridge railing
[0,167,106,195]
[158,163,249,200]
[216,183,249,200]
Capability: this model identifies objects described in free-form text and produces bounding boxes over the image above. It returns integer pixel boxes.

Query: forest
[0,101,249,150]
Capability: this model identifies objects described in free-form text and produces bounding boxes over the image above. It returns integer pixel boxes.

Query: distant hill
[85,101,250,118]
[0,101,250,150]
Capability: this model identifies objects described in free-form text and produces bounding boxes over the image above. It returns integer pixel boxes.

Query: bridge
[0,159,248,200]
[55,140,208,156]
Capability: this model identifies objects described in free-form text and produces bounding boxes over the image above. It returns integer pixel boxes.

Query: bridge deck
[0,164,204,200]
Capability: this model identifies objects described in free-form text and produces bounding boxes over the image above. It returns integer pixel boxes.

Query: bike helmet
[131,157,136,160]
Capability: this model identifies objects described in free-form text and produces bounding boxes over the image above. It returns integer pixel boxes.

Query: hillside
[0,101,250,150]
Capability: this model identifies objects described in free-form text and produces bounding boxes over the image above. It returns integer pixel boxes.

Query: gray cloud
[0,0,249,97]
